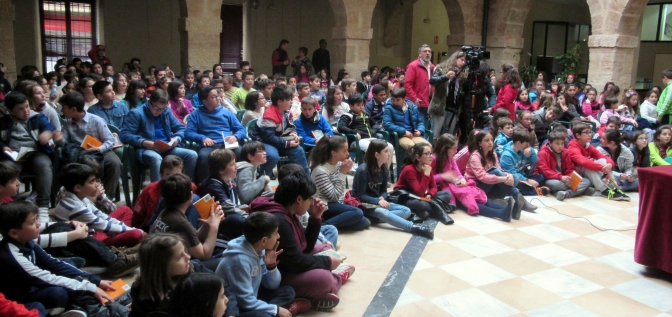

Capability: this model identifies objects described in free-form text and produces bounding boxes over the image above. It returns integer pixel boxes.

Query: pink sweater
[464,150,506,184]
[431,154,463,188]
[582,100,601,117]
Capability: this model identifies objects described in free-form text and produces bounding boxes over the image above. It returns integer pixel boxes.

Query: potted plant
[556,44,582,83]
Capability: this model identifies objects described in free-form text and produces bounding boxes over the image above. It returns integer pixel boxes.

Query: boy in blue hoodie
[500,127,548,196]
[494,117,514,158]
[216,211,309,317]
[294,97,333,147]
[185,85,246,184]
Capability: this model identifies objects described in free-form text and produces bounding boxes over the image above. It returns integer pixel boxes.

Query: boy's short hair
[548,130,566,143]
[242,71,254,80]
[92,80,111,98]
[571,122,591,136]
[361,71,370,79]
[258,78,273,90]
[149,89,169,104]
[244,212,279,244]
[550,122,568,133]
[308,74,320,82]
[208,148,235,179]
[547,104,563,115]
[77,156,103,179]
[198,85,216,103]
[160,173,193,207]
[240,141,265,163]
[662,69,672,80]
[346,93,364,107]
[0,162,19,187]
[372,85,386,95]
[512,127,531,143]
[603,95,619,108]
[274,170,316,207]
[160,155,183,174]
[60,163,97,193]
[496,117,513,130]
[607,115,622,127]
[4,92,28,111]
[296,82,309,91]
[271,85,293,105]
[340,78,355,91]
[0,201,38,237]
[277,164,304,182]
[59,92,86,112]
[391,88,407,99]
[301,97,315,106]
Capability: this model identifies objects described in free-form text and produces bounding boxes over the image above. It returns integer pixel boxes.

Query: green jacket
[648,142,672,166]
[656,81,672,119]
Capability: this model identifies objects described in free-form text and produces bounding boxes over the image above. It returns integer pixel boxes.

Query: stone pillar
[0,0,16,83]
[180,0,222,72]
[485,0,534,69]
[329,0,377,75]
[444,0,483,54]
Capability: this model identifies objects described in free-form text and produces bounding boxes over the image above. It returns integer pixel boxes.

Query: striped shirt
[311,162,346,203]
[53,191,136,234]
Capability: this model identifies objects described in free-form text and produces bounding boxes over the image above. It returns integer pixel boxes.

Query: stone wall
[0,0,16,82]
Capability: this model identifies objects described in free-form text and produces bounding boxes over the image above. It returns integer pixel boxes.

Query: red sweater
[404,58,434,108]
[131,180,198,229]
[566,139,614,171]
[394,164,437,197]
[492,84,518,121]
[535,144,577,180]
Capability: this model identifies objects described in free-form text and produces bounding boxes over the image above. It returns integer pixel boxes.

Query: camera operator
[489,64,522,122]
[428,51,467,142]
[457,60,496,144]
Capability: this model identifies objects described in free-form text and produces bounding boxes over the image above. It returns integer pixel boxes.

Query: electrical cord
[527,197,637,232]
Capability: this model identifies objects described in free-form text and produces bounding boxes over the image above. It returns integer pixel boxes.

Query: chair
[236,109,246,122]
[108,125,132,206]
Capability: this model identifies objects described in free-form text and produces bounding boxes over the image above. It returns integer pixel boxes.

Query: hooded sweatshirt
[499,141,539,181]
[236,161,268,205]
[494,131,512,157]
[249,196,331,274]
[535,142,576,180]
[217,236,282,316]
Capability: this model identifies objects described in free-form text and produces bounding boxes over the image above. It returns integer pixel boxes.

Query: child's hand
[356,133,361,140]
[94,287,114,305]
[404,131,413,138]
[288,140,300,148]
[203,138,215,147]
[523,147,531,157]
[309,198,326,219]
[98,280,116,291]
[339,158,354,174]
[379,198,390,209]
[68,223,89,241]
[2,147,11,153]
[561,175,571,184]
[528,179,539,187]
[619,174,628,181]
[201,202,223,227]
[263,241,283,267]
[422,164,432,176]
[414,130,421,137]
[602,164,613,174]
[458,178,467,186]
[329,256,343,270]
[264,175,271,184]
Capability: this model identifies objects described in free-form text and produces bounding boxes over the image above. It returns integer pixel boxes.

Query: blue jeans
[196,145,242,185]
[614,175,639,191]
[476,168,520,198]
[260,143,309,177]
[319,224,338,247]
[142,147,197,182]
[515,173,545,196]
[369,202,413,232]
[324,202,369,231]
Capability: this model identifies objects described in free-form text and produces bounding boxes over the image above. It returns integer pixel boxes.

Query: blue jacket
[383,99,425,136]
[120,103,185,159]
[0,239,101,300]
[494,131,512,157]
[87,100,128,128]
[216,236,284,316]
[364,98,386,127]
[295,114,333,146]
[185,105,246,146]
[499,141,539,181]
[309,89,326,105]
[249,105,296,149]
[0,112,55,154]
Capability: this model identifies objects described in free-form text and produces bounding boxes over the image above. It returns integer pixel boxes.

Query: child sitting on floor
[598,129,639,191]
[236,141,272,205]
[499,128,548,196]
[536,130,594,201]
[494,117,514,157]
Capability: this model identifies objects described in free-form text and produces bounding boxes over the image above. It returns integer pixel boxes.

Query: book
[312,130,325,142]
[315,249,347,261]
[569,171,583,191]
[112,133,123,149]
[81,135,103,150]
[154,139,176,152]
[4,147,35,162]
[193,194,215,220]
[221,132,239,150]
[408,193,431,202]
[104,279,131,301]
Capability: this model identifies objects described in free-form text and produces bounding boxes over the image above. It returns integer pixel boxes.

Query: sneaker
[311,293,340,311]
[584,187,596,197]
[601,189,623,201]
[106,257,139,278]
[617,189,631,201]
[59,310,87,317]
[332,263,355,284]
[555,191,567,201]
[37,207,50,224]
[287,298,311,316]
[411,224,434,239]
[335,243,341,251]
[536,186,550,196]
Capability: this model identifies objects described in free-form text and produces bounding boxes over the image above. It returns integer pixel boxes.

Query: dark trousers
[401,198,433,219]
[101,150,122,199]
[25,302,47,317]
[239,285,296,317]
[323,202,368,231]
[20,286,82,311]
[41,222,117,267]
[516,173,545,196]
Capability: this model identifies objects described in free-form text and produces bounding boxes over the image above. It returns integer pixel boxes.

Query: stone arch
[179,0,222,73]
[486,0,535,68]
[443,0,483,53]
[328,0,378,75]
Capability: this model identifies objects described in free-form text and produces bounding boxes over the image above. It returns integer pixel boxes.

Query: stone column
[329,0,377,75]
[0,0,16,83]
[180,0,222,72]
[444,0,483,55]
[485,0,534,69]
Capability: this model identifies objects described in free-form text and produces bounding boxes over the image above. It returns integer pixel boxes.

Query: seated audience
[236,141,272,206]
[598,129,639,191]
[167,80,194,124]
[648,125,672,166]
[383,88,426,150]
[295,97,333,147]
[499,128,547,196]
[536,130,594,201]
[88,80,128,127]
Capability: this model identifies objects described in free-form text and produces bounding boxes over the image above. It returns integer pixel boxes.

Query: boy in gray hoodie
[216,211,309,317]
[236,141,272,205]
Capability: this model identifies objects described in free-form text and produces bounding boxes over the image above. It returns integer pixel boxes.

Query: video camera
[461,46,490,70]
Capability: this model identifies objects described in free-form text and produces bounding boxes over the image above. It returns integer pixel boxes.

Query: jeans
[260,143,309,177]
[41,222,118,267]
[319,224,338,247]
[195,145,242,185]
[323,202,369,231]
[239,286,296,317]
[515,173,545,196]
[20,286,81,312]
[142,147,197,182]
[368,202,413,232]
[24,302,47,317]
[475,168,520,198]
[100,150,122,199]
[613,174,639,191]
[3,151,52,208]
[430,112,458,141]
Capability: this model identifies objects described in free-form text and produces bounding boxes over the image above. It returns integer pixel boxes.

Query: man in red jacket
[88,44,111,65]
[404,44,435,117]
[536,130,593,201]
[566,123,629,201]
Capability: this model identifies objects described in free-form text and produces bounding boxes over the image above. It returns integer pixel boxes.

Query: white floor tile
[518,224,579,243]
[439,258,516,287]
[526,196,567,207]
[521,206,570,223]
[413,258,435,271]
[568,200,623,213]
[426,236,444,245]
[597,251,648,277]
[520,244,590,267]
[455,216,514,235]
[580,214,636,230]
[585,231,635,250]
[611,278,672,311]
[448,235,514,258]
[525,300,602,317]
[523,268,603,298]
[429,288,519,317]
[395,287,426,307]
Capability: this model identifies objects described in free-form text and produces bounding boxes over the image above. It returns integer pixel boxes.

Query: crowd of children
[0,54,670,317]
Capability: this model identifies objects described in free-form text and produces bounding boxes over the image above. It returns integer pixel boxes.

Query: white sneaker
[37,207,51,224]
[60,310,87,317]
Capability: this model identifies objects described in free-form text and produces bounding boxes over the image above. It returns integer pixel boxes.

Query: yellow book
[193,194,215,220]
[569,171,583,191]
[81,135,103,150]
[105,279,130,300]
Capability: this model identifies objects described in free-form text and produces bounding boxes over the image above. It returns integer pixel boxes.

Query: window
[530,22,591,79]
[39,0,96,73]
[641,3,672,42]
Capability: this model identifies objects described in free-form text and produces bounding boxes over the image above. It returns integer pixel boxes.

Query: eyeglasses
[422,152,432,157]
[149,103,167,112]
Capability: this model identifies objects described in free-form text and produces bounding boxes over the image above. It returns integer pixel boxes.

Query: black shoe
[437,212,454,225]
[411,225,434,239]
[412,215,424,223]
[414,209,429,220]
[269,175,276,180]
[106,257,139,278]
[513,193,524,220]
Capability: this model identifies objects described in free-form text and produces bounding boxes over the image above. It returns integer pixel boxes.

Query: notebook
[221,132,239,150]
[4,147,35,162]
[81,135,103,150]
[315,249,347,261]
[312,130,325,142]
[193,194,215,219]
[569,171,583,191]
[154,139,176,152]
[104,279,131,301]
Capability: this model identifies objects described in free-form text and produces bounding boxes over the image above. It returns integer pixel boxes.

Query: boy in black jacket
[338,93,394,164]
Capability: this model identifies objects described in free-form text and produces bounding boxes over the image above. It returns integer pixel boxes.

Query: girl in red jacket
[491,64,522,121]
[536,130,593,201]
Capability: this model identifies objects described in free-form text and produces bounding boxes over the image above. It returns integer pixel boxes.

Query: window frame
[640,2,672,43]
[38,0,97,73]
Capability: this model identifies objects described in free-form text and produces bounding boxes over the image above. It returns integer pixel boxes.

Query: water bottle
[51,82,57,99]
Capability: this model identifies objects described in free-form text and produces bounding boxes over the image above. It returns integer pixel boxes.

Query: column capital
[331,27,373,41]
